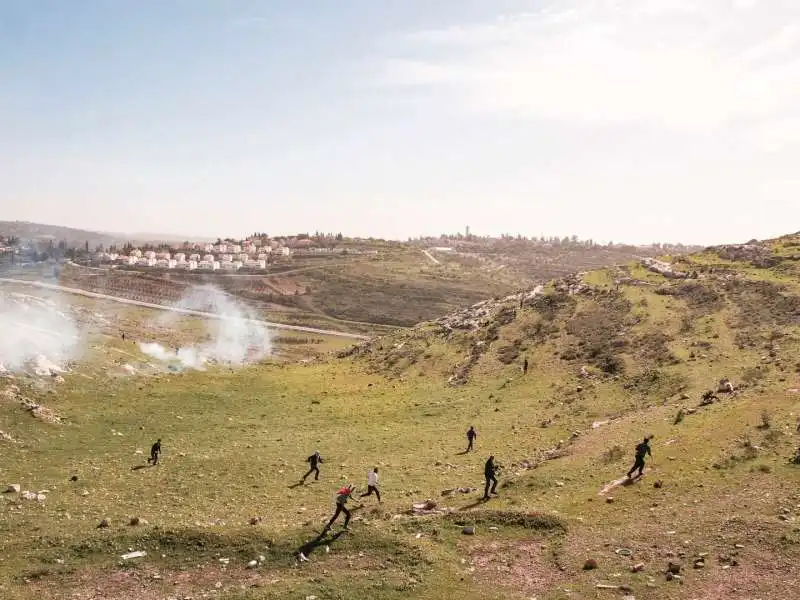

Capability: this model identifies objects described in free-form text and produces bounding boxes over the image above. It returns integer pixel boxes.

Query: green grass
[2,234,800,599]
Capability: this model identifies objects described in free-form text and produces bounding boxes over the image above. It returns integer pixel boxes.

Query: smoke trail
[139,285,272,370]
[0,291,82,374]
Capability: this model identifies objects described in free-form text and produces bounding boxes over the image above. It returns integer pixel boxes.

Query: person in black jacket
[484,455,498,499]
[627,436,652,479]
[147,439,161,465]
[301,451,323,483]
[466,426,477,452]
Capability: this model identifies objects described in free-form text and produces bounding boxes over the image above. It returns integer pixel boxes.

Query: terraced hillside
[0,233,798,600]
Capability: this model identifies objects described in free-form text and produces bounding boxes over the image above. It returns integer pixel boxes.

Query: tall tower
[465,225,470,238]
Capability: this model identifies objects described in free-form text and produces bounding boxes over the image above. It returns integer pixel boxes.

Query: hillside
[0,221,207,247]
[8,241,688,336]
[0,233,798,600]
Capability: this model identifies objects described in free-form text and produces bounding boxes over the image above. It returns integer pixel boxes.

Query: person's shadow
[287,482,304,489]
[296,529,346,560]
[460,497,490,511]
[455,450,470,456]
[131,464,153,471]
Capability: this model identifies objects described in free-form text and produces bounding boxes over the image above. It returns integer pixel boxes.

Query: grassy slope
[1,235,799,599]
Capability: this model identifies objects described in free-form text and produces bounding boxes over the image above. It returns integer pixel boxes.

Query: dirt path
[598,470,647,495]
[422,250,441,265]
[0,278,369,340]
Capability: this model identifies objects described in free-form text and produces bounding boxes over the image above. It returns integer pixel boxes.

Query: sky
[1,0,799,245]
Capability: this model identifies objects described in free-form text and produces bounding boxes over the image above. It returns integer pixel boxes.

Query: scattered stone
[5,484,20,493]
[70,475,78,482]
[693,559,705,569]
[595,583,618,590]
[654,480,663,489]
[632,563,645,573]
[718,378,735,393]
[667,562,681,574]
[606,497,614,504]
[97,519,110,529]
[129,517,140,526]
[583,558,599,570]
[249,516,263,525]
[462,526,475,535]
[247,560,258,569]
[616,548,633,557]
[120,550,146,560]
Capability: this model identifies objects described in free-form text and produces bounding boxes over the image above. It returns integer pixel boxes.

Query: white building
[157,252,171,260]
[131,249,143,258]
[189,253,200,261]
[203,254,215,262]
[137,258,157,267]
[174,253,186,262]
[237,253,248,261]
[188,260,198,270]
[221,254,233,262]
[244,259,267,270]
[198,260,219,271]
[127,256,138,265]
[281,247,292,256]
[231,245,242,254]
[204,244,215,252]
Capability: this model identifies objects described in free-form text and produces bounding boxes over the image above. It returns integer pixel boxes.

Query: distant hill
[0,221,210,247]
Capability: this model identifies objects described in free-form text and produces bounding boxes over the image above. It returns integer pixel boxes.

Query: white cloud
[377,0,800,136]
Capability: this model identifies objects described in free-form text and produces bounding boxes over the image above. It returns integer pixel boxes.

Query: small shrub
[758,410,772,430]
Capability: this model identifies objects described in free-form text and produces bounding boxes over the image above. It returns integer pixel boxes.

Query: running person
[627,436,652,479]
[301,451,323,483]
[325,484,355,531]
[359,467,381,502]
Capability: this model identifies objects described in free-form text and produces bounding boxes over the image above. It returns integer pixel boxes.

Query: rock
[97,519,110,529]
[5,484,20,493]
[247,560,258,569]
[120,550,146,560]
[654,480,663,489]
[606,497,614,504]
[129,517,140,526]
[667,562,681,574]
[632,562,645,573]
[718,378,735,393]
[693,559,705,569]
[249,516,262,525]
[583,558,599,570]
[70,475,78,482]
[462,526,475,535]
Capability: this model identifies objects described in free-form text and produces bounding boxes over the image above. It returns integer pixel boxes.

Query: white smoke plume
[0,291,82,375]
[138,285,272,370]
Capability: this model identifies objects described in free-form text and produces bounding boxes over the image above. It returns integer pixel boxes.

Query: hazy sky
[2,0,799,244]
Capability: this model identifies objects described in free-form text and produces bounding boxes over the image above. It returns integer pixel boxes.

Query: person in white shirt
[359,467,381,502]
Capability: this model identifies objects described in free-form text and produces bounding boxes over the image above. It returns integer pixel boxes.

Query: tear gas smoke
[0,291,82,375]
[138,285,272,370]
